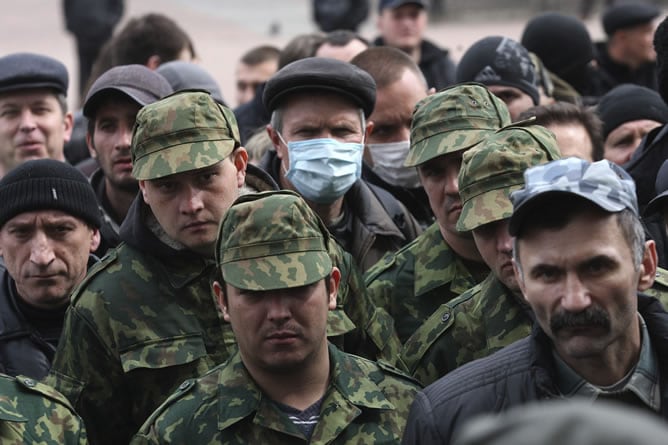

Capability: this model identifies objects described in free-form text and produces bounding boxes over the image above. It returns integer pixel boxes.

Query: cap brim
[0,82,65,96]
[645,190,668,216]
[221,251,332,291]
[405,129,493,167]
[132,139,236,180]
[457,186,516,232]
[509,190,627,236]
[83,86,158,118]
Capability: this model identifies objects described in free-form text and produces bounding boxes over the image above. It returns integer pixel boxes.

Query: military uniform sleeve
[46,301,130,445]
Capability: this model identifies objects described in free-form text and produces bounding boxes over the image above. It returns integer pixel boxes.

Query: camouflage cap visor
[405,127,495,167]
[221,238,332,291]
[132,133,235,180]
[457,182,522,232]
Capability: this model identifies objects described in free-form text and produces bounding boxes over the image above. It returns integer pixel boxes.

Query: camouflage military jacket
[1,373,87,444]
[132,344,420,445]
[364,223,483,344]
[401,273,534,386]
[46,198,237,445]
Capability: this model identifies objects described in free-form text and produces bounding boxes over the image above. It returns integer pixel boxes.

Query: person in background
[157,61,226,105]
[63,0,124,101]
[597,84,668,165]
[456,36,539,121]
[374,0,455,91]
[235,45,280,107]
[315,30,369,62]
[518,102,604,161]
[0,159,101,379]
[82,64,173,255]
[351,46,432,228]
[0,53,73,177]
[595,1,660,92]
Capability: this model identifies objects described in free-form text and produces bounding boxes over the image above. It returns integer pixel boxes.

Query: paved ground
[0,0,613,109]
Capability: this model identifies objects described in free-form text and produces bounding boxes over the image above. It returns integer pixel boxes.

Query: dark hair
[112,13,195,66]
[278,32,326,69]
[240,45,281,66]
[518,102,604,161]
[513,195,645,271]
[350,46,425,89]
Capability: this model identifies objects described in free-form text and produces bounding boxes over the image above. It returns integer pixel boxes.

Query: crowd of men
[4,0,668,443]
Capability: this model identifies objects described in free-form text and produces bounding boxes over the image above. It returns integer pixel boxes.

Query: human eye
[0,107,19,118]
[531,266,561,283]
[582,257,615,276]
[154,180,177,194]
[48,224,74,239]
[6,224,32,239]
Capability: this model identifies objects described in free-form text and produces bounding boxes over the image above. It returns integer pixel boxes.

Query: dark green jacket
[132,344,420,445]
[1,373,87,444]
[364,223,483,344]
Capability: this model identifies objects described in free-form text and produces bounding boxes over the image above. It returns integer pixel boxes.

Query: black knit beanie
[521,12,594,83]
[456,36,539,105]
[597,84,668,139]
[654,15,668,104]
[0,159,101,229]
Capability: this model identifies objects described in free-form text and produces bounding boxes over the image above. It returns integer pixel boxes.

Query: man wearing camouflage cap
[401,124,562,387]
[133,190,420,444]
[47,90,276,445]
[0,373,88,444]
[364,83,510,344]
[0,53,74,177]
[402,158,668,444]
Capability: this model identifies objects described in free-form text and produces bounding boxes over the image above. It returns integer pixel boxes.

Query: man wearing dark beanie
[456,36,539,120]
[597,84,668,165]
[0,158,101,380]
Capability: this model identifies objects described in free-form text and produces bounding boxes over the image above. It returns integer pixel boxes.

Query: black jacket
[373,37,456,91]
[0,256,97,380]
[595,41,658,94]
[402,294,668,445]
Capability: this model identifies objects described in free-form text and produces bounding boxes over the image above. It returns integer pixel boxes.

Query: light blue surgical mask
[280,135,364,204]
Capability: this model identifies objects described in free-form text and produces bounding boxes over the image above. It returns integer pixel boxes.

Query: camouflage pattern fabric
[404,82,512,167]
[45,243,237,445]
[216,191,333,291]
[0,374,87,444]
[401,274,534,386]
[132,345,420,445]
[457,124,562,232]
[509,158,639,236]
[364,223,485,344]
[131,91,240,180]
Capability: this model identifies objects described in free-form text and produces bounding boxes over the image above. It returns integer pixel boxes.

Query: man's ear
[213,281,230,321]
[86,132,98,158]
[327,267,341,310]
[638,240,658,291]
[232,147,248,187]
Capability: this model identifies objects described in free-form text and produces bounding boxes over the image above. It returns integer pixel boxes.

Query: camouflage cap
[405,82,512,167]
[131,90,240,180]
[509,158,638,236]
[457,124,561,232]
[215,190,333,291]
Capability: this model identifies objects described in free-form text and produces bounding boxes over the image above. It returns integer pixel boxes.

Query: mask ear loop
[276,131,290,176]
[359,109,366,145]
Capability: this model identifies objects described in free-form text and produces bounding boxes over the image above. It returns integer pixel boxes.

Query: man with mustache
[82,64,173,256]
[0,159,101,380]
[401,124,561,386]
[133,190,420,444]
[403,157,668,445]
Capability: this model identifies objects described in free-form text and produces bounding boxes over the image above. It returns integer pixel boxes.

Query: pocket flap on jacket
[119,334,207,373]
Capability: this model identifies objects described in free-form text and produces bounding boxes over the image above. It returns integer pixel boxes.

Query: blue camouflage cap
[509,158,638,236]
